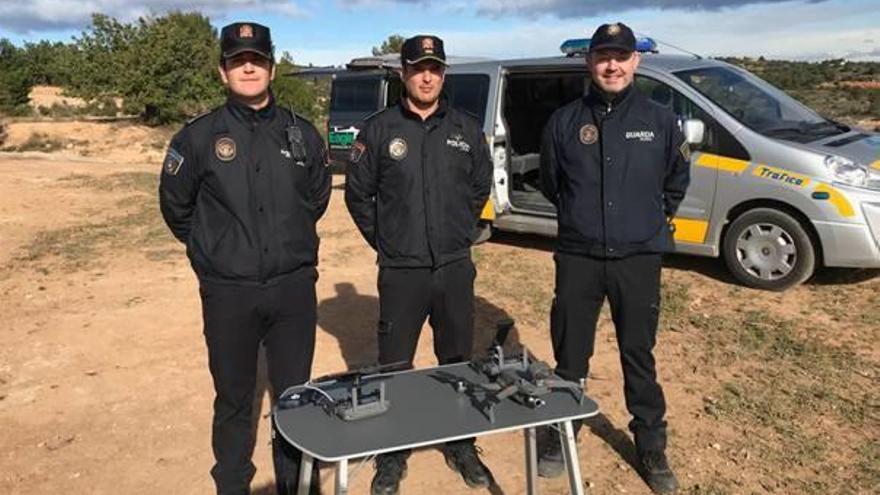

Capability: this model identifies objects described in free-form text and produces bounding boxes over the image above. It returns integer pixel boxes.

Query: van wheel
[474,221,493,245]
[722,208,816,291]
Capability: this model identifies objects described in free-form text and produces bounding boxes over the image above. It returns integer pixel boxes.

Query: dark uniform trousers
[377,258,475,366]
[200,266,318,495]
[551,252,667,454]
[377,257,477,456]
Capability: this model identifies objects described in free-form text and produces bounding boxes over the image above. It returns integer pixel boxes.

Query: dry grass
[19,171,174,272]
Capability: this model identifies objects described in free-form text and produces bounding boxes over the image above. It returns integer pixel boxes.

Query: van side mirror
[683,119,705,146]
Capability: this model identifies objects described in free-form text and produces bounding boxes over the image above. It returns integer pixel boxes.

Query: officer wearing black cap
[159,21,330,495]
[345,34,494,495]
[536,22,689,494]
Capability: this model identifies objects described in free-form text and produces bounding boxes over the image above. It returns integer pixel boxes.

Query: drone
[439,319,585,423]
[277,361,407,421]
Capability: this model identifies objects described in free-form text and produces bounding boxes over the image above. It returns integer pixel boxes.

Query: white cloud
[0,0,304,33]
[364,0,880,63]
[346,0,832,18]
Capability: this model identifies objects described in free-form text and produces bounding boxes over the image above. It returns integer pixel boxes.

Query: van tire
[722,208,815,291]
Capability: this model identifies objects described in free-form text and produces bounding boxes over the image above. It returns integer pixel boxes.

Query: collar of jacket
[583,82,634,114]
[397,96,449,124]
[226,90,277,124]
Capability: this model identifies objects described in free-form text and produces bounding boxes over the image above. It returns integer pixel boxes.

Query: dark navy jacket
[540,84,691,258]
[345,100,492,268]
[159,96,331,285]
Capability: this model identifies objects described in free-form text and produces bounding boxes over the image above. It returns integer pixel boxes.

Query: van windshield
[330,77,382,114]
[675,66,848,143]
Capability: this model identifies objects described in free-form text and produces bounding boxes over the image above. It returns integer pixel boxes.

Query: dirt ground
[0,121,878,495]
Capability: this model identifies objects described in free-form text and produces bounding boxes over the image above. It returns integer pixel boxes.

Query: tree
[0,39,32,114]
[123,11,223,123]
[372,34,405,56]
[22,40,76,86]
[65,12,222,124]
[67,14,138,100]
[273,52,324,125]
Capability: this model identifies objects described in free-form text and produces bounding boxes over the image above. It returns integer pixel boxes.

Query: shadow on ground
[317,282,522,371]
[489,231,880,288]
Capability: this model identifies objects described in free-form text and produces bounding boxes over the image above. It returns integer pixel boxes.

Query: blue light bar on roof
[560,37,658,57]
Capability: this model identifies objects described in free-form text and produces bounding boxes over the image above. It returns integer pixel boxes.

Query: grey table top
[274,362,599,461]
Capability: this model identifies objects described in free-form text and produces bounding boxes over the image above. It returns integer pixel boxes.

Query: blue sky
[1,0,878,65]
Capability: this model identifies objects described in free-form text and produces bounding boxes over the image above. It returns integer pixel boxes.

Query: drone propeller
[311,360,410,385]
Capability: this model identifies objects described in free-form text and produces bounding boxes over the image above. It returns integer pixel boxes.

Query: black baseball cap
[401,35,447,67]
[589,22,636,53]
[220,22,273,60]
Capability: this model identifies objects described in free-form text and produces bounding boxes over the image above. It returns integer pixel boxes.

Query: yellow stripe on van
[672,218,709,244]
[870,160,880,171]
[480,199,496,221]
[694,152,750,174]
[814,183,855,218]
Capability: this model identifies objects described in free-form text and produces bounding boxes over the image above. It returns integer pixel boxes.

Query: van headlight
[824,155,880,190]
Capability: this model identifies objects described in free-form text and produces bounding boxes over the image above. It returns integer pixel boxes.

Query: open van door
[493,65,588,235]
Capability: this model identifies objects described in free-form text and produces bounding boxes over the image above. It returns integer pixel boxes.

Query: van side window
[330,77,383,114]
[634,75,750,161]
[444,74,491,125]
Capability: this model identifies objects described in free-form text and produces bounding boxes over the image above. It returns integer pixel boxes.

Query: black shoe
[638,450,680,494]
[442,443,493,488]
[536,426,565,478]
[371,453,407,495]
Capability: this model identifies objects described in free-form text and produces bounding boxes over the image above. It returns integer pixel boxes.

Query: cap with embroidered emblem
[400,35,447,67]
[220,22,273,60]
[589,22,636,53]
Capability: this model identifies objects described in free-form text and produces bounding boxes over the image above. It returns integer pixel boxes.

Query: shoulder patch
[679,140,691,161]
[163,147,185,176]
[350,141,367,164]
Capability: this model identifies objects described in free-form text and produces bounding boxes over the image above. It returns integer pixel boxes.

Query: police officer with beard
[159,22,331,495]
[345,35,494,495]
[536,23,690,494]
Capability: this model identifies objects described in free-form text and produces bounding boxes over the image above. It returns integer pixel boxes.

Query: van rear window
[331,78,382,113]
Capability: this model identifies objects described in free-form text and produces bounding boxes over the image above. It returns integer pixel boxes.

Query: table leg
[559,421,584,495]
[335,458,349,495]
[297,453,314,494]
[524,427,539,495]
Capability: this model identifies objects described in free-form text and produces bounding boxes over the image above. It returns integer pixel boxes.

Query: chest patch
[446,133,471,153]
[625,130,656,142]
[215,137,237,162]
[579,124,598,145]
[389,137,408,161]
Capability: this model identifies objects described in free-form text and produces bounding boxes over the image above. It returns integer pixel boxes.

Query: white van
[312,41,880,291]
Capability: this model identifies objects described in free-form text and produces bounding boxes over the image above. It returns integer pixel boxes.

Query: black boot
[638,450,679,494]
[442,442,493,488]
[371,452,408,495]
[536,421,582,478]
[536,425,563,478]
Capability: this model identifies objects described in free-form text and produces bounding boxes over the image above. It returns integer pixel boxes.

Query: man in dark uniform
[536,23,690,494]
[345,35,494,495]
[158,22,331,495]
